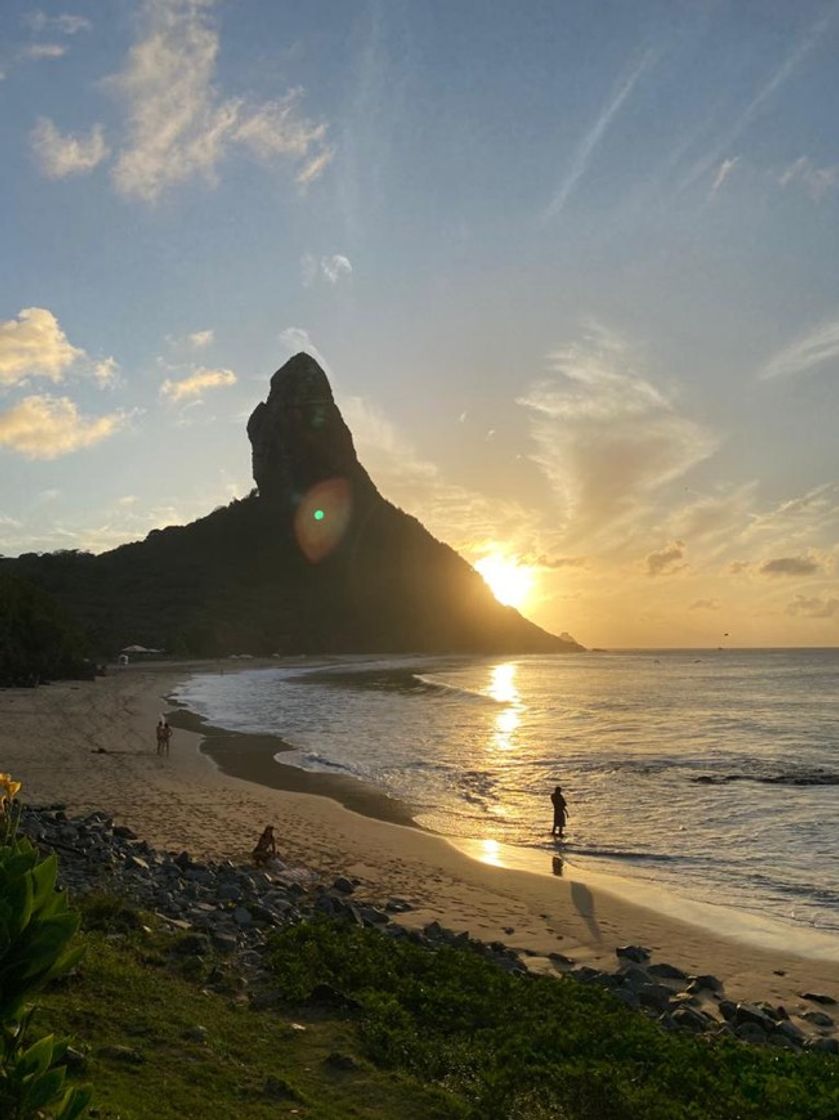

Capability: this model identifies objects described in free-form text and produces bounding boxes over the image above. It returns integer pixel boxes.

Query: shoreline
[3,662,839,1025]
[168,663,839,963]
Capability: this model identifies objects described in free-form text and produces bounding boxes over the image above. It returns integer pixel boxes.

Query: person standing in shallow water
[551,785,568,838]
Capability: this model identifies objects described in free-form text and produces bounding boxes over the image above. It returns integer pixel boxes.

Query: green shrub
[0,783,92,1119]
[269,919,839,1120]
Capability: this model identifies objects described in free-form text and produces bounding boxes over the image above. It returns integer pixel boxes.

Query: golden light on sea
[474,555,535,609]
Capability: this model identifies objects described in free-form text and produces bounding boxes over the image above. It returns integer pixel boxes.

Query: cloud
[545,48,655,220]
[0,395,125,458]
[277,327,333,377]
[729,560,752,575]
[187,329,214,348]
[23,12,92,35]
[759,554,822,577]
[93,357,119,386]
[0,308,84,386]
[108,0,331,202]
[680,9,831,192]
[160,366,236,402]
[759,318,839,381]
[296,147,335,187]
[779,156,839,200]
[525,554,588,570]
[708,156,738,199]
[301,253,352,286]
[30,118,109,178]
[786,594,839,619]
[645,540,686,576]
[690,598,720,611]
[517,328,717,545]
[23,43,67,60]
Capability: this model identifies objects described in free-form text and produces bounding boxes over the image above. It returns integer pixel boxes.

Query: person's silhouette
[550,785,567,838]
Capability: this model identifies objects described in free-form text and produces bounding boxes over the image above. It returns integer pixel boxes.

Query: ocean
[173,648,839,937]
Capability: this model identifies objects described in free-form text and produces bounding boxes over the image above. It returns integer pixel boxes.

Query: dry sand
[3,662,839,1026]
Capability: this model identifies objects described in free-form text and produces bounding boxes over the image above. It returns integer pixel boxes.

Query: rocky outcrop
[247,353,376,510]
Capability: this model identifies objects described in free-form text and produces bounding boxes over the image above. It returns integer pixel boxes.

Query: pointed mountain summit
[8,355,582,656]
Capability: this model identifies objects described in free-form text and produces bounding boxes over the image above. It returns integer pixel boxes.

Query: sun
[475,555,535,609]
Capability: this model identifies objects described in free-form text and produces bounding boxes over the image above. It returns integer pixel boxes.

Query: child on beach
[252,825,277,866]
[551,785,567,838]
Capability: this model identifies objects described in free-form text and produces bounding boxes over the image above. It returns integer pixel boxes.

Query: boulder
[616,945,650,964]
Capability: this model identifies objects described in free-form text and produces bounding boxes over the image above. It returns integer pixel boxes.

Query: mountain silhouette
[7,354,582,657]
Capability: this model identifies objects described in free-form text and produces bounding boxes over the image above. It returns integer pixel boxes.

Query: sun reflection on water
[488,662,525,753]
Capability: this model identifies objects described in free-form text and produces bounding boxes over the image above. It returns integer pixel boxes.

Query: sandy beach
[3,662,839,1025]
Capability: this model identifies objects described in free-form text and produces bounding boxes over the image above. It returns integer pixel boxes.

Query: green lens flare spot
[313,509,325,521]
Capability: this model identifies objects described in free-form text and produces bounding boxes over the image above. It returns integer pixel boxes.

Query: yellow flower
[0,773,22,801]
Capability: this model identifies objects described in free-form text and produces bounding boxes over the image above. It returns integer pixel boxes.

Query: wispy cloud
[160,366,236,402]
[544,48,655,220]
[778,156,839,199]
[0,395,126,458]
[517,327,717,546]
[30,118,109,178]
[23,11,92,36]
[22,42,67,60]
[759,317,839,380]
[187,329,214,349]
[680,8,832,192]
[708,156,739,199]
[786,593,839,618]
[301,253,353,287]
[107,0,331,202]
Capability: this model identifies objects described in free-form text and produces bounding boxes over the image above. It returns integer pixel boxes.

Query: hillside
[6,354,582,658]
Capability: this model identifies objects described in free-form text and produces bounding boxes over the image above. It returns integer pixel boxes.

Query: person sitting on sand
[252,825,277,866]
[551,785,568,838]
[156,717,172,756]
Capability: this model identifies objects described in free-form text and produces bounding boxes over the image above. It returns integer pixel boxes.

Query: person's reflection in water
[552,855,563,877]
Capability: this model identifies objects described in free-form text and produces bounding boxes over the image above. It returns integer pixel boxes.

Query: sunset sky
[2,0,839,648]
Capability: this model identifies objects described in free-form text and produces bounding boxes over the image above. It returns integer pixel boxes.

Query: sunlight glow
[475,555,535,608]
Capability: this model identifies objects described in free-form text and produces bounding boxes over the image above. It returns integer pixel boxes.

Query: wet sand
[3,662,839,1027]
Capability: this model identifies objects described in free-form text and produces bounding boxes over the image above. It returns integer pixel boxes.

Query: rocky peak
[247,353,376,508]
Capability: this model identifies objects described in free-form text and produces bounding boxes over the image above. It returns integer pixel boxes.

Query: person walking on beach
[252,825,277,866]
[551,785,567,838]
[156,717,172,756]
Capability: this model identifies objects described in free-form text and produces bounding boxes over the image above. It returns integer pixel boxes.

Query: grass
[36,902,462,1120]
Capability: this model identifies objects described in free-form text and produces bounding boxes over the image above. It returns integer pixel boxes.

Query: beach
[3,662,839,1027]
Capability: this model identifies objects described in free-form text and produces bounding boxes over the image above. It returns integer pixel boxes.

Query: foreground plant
[0,777,92,1119]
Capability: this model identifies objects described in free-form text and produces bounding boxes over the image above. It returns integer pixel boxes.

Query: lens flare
[475,555,534,608]
[294,477,352,562]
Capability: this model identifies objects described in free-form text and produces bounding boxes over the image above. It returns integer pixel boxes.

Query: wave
[690,769,839,787]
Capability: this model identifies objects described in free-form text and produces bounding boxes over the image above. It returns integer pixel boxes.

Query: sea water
[174,649,839,935]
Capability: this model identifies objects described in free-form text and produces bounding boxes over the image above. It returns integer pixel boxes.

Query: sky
[2,0,839,648]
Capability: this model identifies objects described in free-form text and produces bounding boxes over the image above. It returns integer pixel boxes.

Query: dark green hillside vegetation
[268,921,839,1120]
[0,572,90,686]
[4,354,581,658]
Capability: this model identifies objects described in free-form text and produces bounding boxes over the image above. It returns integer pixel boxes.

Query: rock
[687,974,722,993]
[807,1037,839,1054]
[802,991,837,1006]
[359,906,389,926]
[638,984,673,1014]
[232,907,253,927]
[648,962,688,981]
[613,988,640,1010]
[547,951,573,966]
[775,1020,806,1046]
[63,1046,88,1072]
[174,850,191,870]
[262,1077,301,1102]
[616,945,650,964]
[718,999,737,1022]
[128,856,150,872]
[113,825,137,839]
[385,897,412,913]
[212,933,238,955]
[250,989,283,1011]
[620,966,651,989]
[324,1051,361,1071]
[801,1009,834,1028]
[217,883,242,902]
[735,1022,768,1045]
[97,1045,145,1064]
[182,1026,208,1044]
[735,1003,776,1032]
[672,1006,708,1033]
[332,876,355,894]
